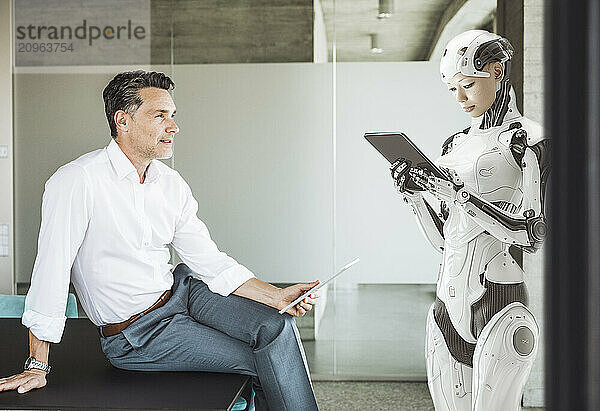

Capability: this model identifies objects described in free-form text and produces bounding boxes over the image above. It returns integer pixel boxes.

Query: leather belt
[99,290,172,338]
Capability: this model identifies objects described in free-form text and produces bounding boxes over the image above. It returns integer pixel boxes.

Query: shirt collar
[106,139,162,183]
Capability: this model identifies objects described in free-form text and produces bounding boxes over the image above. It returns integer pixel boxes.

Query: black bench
[0,318,250,410]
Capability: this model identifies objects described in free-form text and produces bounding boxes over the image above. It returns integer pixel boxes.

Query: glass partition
[326,0,511,381]
[13,0,542,388]
[13,0,336,377]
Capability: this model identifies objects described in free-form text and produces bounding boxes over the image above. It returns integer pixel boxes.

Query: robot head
[440,30,514,82]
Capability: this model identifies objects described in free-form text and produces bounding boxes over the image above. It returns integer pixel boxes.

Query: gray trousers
[99,263,319,411]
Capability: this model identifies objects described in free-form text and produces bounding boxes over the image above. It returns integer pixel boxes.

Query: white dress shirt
[22,139,255,343]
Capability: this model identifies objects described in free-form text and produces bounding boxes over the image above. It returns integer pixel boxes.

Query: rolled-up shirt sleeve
[171,178,254,296]
[21,164,92,343]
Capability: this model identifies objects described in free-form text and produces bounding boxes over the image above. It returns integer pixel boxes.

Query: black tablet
[364,132,449,180]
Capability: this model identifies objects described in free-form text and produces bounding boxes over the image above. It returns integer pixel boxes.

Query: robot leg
[425,303,472,411]
[472,302,539,411]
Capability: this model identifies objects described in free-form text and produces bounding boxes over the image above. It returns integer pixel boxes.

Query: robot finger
[395,175,407,192]
[446,168,464,186]
[416,177,430,190]
[390,158,410,181]
[410,171,429,189]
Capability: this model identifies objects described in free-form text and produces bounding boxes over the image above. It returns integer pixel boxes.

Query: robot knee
[472,303,539,411]
[476,302,539,360]
[513,323,536,356]
[504,303,538,358]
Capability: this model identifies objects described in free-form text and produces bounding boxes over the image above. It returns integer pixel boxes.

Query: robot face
[445,63,501,118]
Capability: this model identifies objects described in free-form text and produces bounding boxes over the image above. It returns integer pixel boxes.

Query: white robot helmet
[440,30,514,82]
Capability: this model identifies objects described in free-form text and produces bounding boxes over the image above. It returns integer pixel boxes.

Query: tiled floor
[313,381,434,410]
[307,285,546,409]
[312,381,545,411]
[304,284,436,379]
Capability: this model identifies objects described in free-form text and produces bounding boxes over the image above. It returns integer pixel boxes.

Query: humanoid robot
[390,30,550,411]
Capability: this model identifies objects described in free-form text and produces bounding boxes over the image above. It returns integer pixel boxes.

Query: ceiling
[320,0,496,62]
[148,0,497,64]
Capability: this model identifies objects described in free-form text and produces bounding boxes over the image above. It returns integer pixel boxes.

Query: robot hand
[410,168,469,204]
[390,158,426,195]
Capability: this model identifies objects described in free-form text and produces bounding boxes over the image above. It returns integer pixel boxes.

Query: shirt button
[144,241,149,247]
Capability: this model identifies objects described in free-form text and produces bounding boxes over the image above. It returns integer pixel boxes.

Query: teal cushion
[248,389,255,411]
[0,293,79,318]
[231,396,247,410]
[231,388,255,411]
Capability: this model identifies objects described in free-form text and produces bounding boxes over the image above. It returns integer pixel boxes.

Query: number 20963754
[17,42,74,53]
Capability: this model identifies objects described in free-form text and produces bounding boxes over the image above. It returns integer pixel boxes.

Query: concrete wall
[150,0,314,64]
[0,0,14,294]
[522,0,545,407]
[497,0,524,113]
[496,1,546,405]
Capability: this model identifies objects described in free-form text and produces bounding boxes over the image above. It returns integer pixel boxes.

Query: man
[0,71,320,410]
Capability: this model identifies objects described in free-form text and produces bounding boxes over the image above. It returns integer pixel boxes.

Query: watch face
[24,356,49,373]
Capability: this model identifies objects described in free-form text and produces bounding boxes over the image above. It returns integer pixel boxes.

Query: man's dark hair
[103,70,175,138]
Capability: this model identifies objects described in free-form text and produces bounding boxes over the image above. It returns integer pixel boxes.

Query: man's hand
[276,281,320,317]
[0,369,47,394]
[232,278,320,317]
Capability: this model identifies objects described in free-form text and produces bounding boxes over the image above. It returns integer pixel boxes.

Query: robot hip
[433,280,529,367]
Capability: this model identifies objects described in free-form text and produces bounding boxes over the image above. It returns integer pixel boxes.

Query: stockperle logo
[16,20,146,47]
[15,0,151,68]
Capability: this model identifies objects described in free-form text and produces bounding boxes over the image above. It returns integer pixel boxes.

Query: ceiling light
[378,0,393,19]
[370,33,383,53]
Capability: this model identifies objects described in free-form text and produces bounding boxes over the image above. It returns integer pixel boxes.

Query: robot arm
[403,193,446,253]
[390,159,445,252]
[412,134,550,253]
[455,187,547,253]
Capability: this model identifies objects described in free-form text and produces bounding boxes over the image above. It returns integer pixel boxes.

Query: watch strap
[24,356,51,374]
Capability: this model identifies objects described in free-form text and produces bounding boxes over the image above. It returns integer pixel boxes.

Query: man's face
[445,62,500,118]
[126,87,179,160]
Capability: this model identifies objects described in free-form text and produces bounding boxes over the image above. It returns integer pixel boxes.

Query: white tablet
[278,257,360,314]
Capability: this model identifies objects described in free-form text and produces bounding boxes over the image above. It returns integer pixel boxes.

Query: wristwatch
[24,356,51,374]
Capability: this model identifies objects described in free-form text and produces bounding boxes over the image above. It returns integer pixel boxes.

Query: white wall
[171,63,334,284]
[172,62,466,285]
[14,72,121,284]
[0,0,14,294]
[13,66,173,285]
[14,62,466,286]
[335,62,468,284]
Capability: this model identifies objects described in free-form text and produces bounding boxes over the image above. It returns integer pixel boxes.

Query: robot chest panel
[437,132,522,204]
